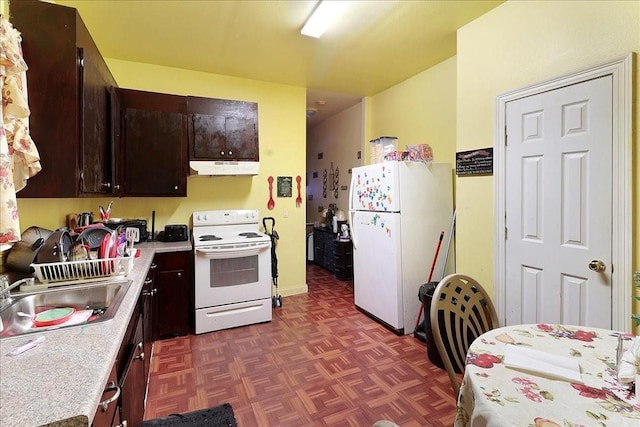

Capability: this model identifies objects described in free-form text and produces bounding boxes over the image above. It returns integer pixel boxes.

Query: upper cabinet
[187,96,259,162]
[113,88,188,197]
[11,0,117,198]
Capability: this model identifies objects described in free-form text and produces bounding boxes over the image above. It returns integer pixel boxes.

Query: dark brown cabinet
[153,251,191,340]
[93,292,144,427]
[11,0,117,198]
[141,261,157,383]
[187,96,259,161]
[333,240,353,281]
[113,88,188,196]
[91,365,119,427]
[119,315,145,427]
[313,228,335,273]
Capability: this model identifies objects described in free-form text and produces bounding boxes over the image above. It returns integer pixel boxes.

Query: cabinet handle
[114,184,120,190]
[102,182,111,189]
[142,290,154,297]
[228,150,233,156]
[99,381,121,412]
[177,272,182,278]
[150,263,157,270]
[116,420,128,427]
[220,151,225,156]
[144,278,153,285]
[174,185,178,191]
[136,351,145,361]
[137,341,143,350]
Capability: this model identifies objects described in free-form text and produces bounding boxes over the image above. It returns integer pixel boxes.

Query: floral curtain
[0,15,41,243]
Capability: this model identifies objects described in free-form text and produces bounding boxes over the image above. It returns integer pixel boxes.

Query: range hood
[189,160,259,176]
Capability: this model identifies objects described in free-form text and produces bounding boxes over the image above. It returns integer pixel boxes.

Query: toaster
[158,224,189,242]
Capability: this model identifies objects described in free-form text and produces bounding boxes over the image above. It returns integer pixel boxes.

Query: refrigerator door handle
[348,176,357,248]
[349,210,357,249]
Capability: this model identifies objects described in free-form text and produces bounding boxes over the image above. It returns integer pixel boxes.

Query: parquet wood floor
[144,263,457,426]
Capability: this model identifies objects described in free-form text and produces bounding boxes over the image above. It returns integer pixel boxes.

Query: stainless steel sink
[0,280,131,338]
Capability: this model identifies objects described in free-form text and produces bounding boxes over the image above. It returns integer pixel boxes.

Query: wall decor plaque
[456,148,493,176]
[277,176,292,197]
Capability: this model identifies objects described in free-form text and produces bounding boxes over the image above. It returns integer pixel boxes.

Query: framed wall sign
[456,148,493,176]
[277,176,292,197]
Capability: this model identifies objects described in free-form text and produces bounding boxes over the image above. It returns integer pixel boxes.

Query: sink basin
[0,280,131,338]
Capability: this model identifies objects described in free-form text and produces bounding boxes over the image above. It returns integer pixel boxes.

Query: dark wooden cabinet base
[333,240,353,281]
[313,228,353,280]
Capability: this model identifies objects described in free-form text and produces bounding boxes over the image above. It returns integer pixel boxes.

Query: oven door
[194,241,271,309]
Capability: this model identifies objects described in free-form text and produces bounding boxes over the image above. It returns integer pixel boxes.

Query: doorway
[494,54,632,331]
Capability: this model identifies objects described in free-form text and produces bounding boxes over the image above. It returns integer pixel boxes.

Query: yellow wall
[17,59,309,296]
[369,56,457,168]
[456,0,639,297]
[306,102,364,224]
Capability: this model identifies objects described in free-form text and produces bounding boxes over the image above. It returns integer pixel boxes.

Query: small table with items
[456,324,640,427]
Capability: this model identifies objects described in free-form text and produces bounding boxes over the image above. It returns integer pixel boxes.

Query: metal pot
[21,226,53,246]
[4,226,52,272]
[5,239,46,273]
[35,230,72,264]
[78,212,94,227]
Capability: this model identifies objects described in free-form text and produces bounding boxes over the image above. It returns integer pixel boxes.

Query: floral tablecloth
[456,324,639,427]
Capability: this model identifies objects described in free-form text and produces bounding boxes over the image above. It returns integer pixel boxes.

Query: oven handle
[195,242,270,258]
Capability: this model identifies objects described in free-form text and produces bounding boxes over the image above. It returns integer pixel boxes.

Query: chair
[429,273,499,396]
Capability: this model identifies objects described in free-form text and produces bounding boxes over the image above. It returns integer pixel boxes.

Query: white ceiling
[51,0,504,128]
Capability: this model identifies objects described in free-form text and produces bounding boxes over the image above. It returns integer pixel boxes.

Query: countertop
[0,239,192,427]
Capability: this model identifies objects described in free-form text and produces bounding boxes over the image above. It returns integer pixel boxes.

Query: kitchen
[1,0,638,426]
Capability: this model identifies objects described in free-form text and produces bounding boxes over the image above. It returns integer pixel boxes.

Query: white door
[352,210,403,330]
[504,76,613,328]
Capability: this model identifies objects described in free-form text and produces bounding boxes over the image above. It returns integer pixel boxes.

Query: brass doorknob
[588,260,606,272]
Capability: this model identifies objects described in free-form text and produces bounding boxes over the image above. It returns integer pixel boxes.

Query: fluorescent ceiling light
[301,0,349,38]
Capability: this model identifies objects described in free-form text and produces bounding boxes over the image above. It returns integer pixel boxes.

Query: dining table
[455,323,639,427]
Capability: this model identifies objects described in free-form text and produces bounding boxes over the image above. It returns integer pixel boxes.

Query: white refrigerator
[348,161,453,335]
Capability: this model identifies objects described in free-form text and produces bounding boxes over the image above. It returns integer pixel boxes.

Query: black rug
[142,403,237,427]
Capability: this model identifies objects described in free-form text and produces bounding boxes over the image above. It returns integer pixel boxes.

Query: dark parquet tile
[144,263,457,426]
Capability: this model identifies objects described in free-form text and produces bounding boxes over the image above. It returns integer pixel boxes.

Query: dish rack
[30,254,134,285]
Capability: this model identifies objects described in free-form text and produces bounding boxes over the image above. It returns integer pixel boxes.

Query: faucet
[0,277,35,309]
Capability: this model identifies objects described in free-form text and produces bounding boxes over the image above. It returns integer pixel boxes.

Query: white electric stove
[192,209,272,334]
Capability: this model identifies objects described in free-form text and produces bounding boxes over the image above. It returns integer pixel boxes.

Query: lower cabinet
[91,365,119,427]
[333,240,353,281]
[313,228,335,272]
[153,251,191,340]
[93,284,147,427]
[142,262,157,382]
[93,251,190,426]
[119,317,145,427]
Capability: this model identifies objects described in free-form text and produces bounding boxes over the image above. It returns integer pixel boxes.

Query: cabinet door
[119,316,145,427]
[155,269,189,339]
[12,0,116,198]
[116,88,188,197]
[91,364,119,427]
[154,252,191,340]
[187,96,259,161]
[77,17,117,195]
[11,1,80,198]
[142,262,157,384]
[313,230,324,268]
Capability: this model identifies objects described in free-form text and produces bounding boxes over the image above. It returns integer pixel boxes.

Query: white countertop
[0,240,192,427]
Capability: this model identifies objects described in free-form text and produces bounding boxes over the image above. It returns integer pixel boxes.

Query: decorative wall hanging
[333,167,339,198]
[323,169,327,198]
[277,176,292,197]
[329,162,335,190]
